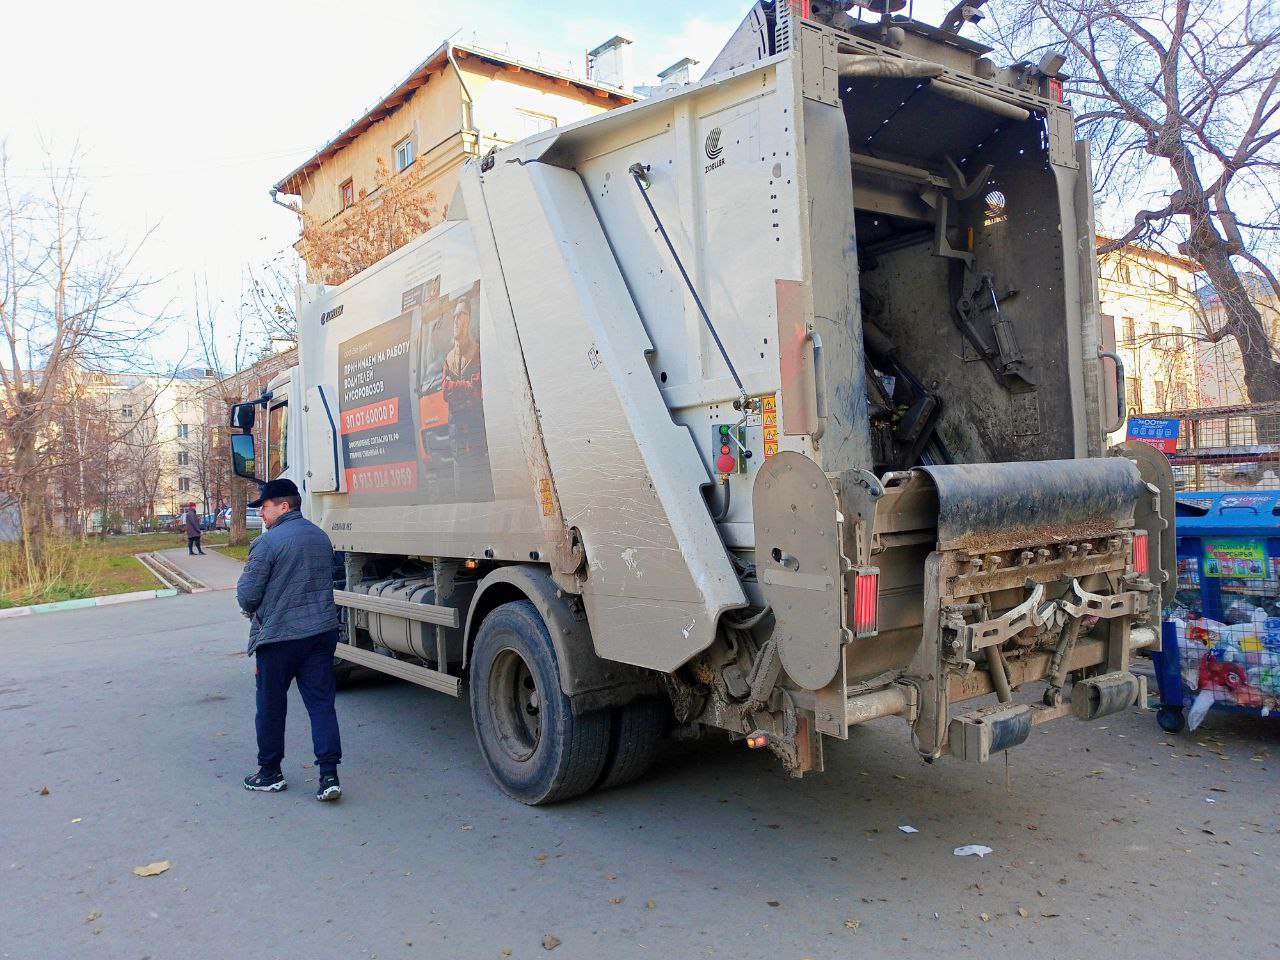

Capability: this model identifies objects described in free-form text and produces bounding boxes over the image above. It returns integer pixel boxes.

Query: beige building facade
[1098,239,1203,436]
[274,42,634,282]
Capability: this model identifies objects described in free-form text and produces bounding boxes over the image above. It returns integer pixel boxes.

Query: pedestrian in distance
[236,478,344,801]
[183,502,205,555]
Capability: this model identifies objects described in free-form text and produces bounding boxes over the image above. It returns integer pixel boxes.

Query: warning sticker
[538,478,556,517]
[762,394,779,459]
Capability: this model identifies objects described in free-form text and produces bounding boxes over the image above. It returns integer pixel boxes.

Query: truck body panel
[238,4,1171,800]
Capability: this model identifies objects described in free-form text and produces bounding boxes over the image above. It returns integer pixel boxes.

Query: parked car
[199,513,219,531]
[213,507,264,531]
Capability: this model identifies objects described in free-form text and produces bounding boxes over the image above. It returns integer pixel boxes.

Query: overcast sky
[0,0,952,369]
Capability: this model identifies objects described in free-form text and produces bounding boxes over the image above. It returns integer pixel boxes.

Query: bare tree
[0,144,164,575]
[192,278,255,546]
[297,157,437,286]
[242,250,301,346]
[974,0,1280,404]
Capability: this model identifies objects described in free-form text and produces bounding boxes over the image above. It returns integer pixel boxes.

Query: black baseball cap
[248,477,300,508]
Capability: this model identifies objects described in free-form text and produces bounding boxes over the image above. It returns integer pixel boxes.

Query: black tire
[1156,706,1186,733]
[470,600,612,805]
[597,698,669,791]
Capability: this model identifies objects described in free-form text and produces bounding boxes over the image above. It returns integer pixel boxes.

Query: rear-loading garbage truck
[229,1,1173,803]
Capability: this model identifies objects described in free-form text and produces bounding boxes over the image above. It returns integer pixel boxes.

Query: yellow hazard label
[538,478,555,516]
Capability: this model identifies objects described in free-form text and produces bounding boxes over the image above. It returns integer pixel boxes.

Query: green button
[719,425,730,435]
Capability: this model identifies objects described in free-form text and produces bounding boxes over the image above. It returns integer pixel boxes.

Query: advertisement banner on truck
[338,274,494,506]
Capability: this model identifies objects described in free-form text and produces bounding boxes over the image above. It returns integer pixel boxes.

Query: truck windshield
[267,401,288,479]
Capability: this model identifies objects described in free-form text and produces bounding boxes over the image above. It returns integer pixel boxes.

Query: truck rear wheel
[597,699,668,790]
[470,600,611,804]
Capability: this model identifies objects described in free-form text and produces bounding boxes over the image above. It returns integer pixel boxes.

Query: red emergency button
[716,453,736,473]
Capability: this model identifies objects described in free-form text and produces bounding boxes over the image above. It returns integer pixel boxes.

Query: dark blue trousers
[255,629,342,775]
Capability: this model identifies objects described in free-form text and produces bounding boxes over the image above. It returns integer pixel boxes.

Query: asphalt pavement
[3,588,1279,960]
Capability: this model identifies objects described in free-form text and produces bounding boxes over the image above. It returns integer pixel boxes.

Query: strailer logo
[704,127,726,172]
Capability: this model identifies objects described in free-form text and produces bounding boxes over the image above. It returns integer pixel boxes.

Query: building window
[1154,382,1166,407]
[177,423,189,439]
[178,478,191,493]
[1172,383,1187,407]
[1168,276,1179,295]
[516,109,557,139]
[1149,322,1161,344]
[1126,377,1142,412]
[394,136,415,172]
[340,179,354,210]
[121,404,133,419]
[1122,317,1135,343]
[177,451,189,466]
[1117,264,1131,284]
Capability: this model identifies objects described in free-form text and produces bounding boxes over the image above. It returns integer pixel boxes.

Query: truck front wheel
[470,600,611,804]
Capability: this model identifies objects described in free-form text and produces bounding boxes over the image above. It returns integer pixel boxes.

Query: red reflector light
[1131,531,1149,576]
[852,569,879,637]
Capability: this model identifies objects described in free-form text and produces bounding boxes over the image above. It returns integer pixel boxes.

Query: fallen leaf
[39,787,50,796]
[608,897,623,905]
[460,824,474,831]
[85,910,101,923]
[844,918,861,929]
[1017,908,1029,919]
[535,852,548,862]
[1041,912,1061,918]
[766,900,780,907]
[502,951,512,957]
[646,900,657,910]
[71,818,82,824]
[980,912,991,922]
[542,934,561,951]
[1037,889,1047,897]
[605,874,618,881]
[132,860,172,877]
[893,774,907,780]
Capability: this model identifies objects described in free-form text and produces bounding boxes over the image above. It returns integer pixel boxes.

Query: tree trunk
[230,468,248,547]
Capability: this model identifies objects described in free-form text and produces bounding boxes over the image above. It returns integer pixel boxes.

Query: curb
[0,588,179,619]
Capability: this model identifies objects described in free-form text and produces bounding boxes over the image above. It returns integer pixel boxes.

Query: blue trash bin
[1153,491,1280,732]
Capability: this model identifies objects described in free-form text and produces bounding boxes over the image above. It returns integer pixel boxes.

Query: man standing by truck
[236,478,345,801]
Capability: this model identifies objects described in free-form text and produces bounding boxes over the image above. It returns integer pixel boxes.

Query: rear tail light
[1048,78,1064,102]
[851,568,879,637]
[1131,531,1149,576]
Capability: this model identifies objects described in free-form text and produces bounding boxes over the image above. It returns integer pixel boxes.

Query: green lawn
[0,531,254,608]
[211,531,261,562]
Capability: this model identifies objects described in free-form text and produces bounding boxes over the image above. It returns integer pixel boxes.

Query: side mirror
[231,433,258,479]
[230,402,257,433]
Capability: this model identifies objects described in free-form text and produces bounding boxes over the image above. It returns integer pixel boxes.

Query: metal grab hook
[806,328,827,442]
[1098,347,1126,426]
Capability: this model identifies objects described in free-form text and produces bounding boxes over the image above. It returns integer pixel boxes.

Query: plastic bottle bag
[1186,688,1215,732]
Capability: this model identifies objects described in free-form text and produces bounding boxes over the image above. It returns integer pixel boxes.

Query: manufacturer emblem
[705,127,724,161]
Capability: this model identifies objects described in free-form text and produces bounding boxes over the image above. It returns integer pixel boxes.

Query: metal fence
[1164,402,1280,492]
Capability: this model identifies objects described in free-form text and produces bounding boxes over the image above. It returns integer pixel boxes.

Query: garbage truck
[228,0,1174,804]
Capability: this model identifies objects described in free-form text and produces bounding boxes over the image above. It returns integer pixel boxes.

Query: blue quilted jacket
[236,509,339,654]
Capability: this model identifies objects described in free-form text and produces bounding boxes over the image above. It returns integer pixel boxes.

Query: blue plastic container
[1152,491,1280,732]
